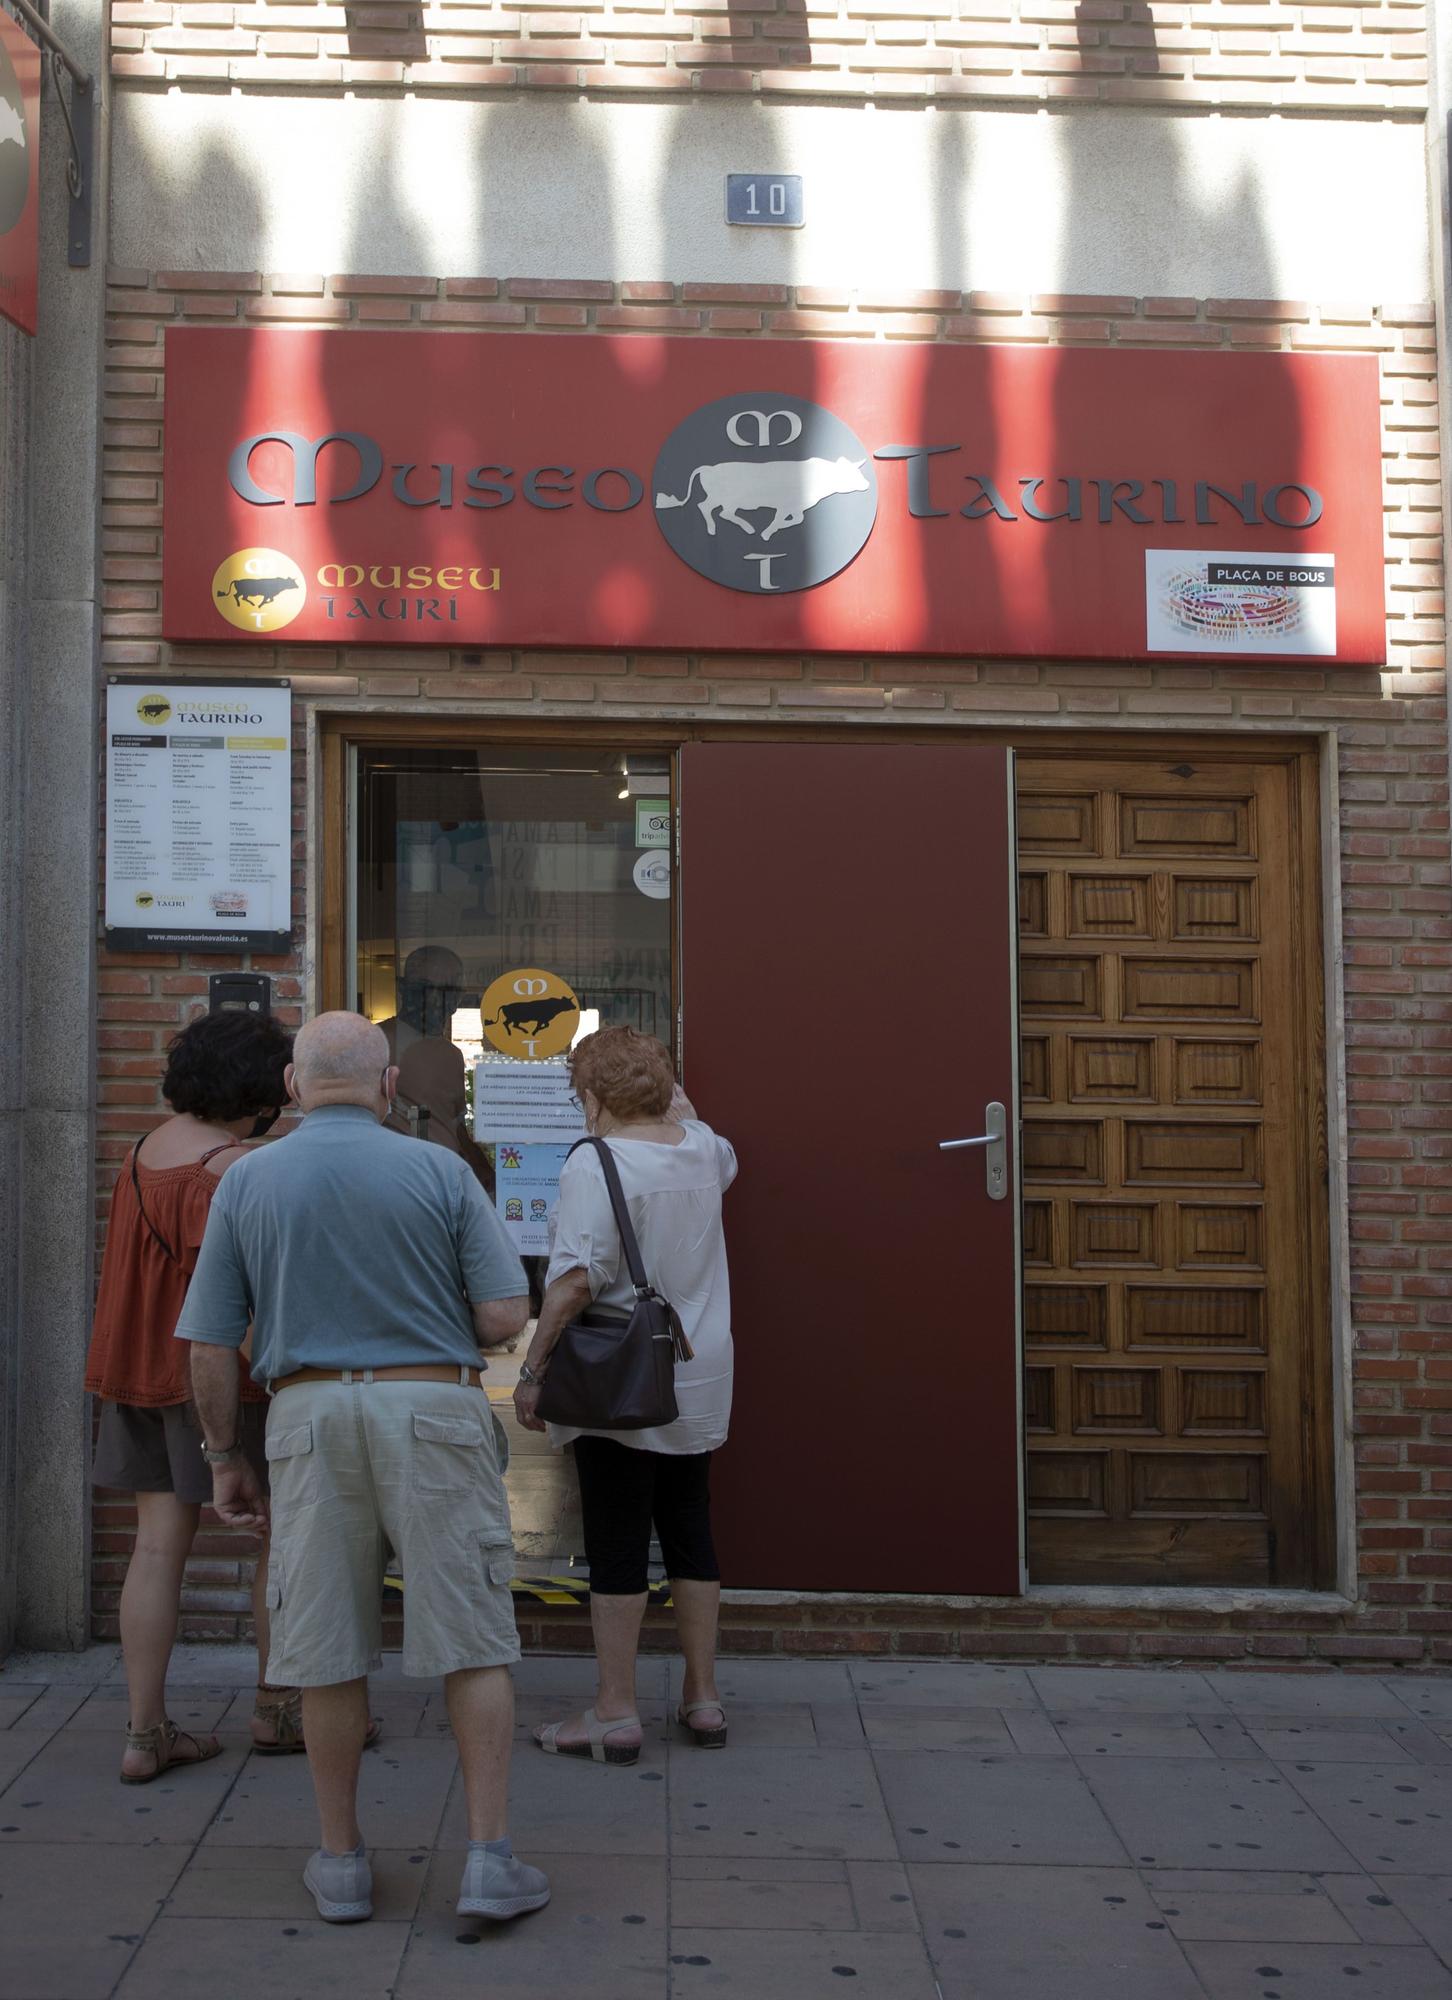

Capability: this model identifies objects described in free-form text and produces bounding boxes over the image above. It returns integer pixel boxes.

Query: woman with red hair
[513,1026,737,1764]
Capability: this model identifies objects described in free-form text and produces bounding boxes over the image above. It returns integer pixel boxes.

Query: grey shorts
[263,1380,520,1686]
[92,1399,270,1506]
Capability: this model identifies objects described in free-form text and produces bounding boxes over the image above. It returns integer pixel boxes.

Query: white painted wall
[113,93,1431,302]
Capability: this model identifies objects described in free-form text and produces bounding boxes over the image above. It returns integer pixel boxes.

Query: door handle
[939,1101,1008,1201]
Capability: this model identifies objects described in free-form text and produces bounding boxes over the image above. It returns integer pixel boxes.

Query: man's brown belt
[271,1364,486,1392]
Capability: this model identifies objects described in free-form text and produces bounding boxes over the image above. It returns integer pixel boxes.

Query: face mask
[248,1111,280,1140]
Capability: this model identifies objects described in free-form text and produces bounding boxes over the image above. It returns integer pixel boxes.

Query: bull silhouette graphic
[486,994,578,1038]
[655,456,870,542]
[217,575,299,610]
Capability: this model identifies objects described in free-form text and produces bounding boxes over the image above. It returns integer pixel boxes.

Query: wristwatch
[517,1362,546,1388]
[200,1440,243,1466]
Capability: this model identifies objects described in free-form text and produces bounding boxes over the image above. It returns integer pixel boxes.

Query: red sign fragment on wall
[0,9,40,337]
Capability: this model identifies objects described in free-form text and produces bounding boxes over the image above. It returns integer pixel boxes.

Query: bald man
[179,1012,549,1927]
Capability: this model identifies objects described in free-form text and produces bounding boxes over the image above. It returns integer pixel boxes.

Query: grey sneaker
[303,1845,373,1923]
[457,1845,551,1921]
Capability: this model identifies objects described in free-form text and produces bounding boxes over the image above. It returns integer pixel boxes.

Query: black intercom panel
[207,973,272,1018]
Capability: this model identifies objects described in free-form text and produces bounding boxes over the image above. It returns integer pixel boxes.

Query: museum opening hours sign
[163,329,1386,665]
[105,680,293,953]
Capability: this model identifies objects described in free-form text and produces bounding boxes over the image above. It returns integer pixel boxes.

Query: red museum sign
[163,328,1386,664]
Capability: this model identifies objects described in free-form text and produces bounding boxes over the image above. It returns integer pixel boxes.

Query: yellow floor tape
[383,1573,673,1607]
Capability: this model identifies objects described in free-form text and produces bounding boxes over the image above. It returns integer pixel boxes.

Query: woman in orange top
[88,1011,294,1783]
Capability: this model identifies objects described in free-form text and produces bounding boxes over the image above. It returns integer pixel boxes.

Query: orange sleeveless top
[85,1146,264,1407]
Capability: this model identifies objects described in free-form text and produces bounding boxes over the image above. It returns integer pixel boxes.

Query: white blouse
[544,1120,737,1456]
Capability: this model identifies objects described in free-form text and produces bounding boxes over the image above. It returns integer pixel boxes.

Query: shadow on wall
[157,134,266,288]
[337,0,810,84]
[346,112,433,288]
[154,141,265,674]
[330,94,627,282]
[148,11,1312,684]
[730,0,811,77]
[344,0,804,73]
[1038,2,1298,655]
[346,0,428,65]
[907,98,1007,664]
[1081,0,1159,76]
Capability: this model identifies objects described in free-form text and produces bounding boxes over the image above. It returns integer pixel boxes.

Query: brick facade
[92,272,1451,1667]
[110,0,1429,112]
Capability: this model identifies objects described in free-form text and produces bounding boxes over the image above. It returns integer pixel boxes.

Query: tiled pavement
[1,1650,1451,2000]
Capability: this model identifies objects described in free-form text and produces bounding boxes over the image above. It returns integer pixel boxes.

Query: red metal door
[679,742,1023,1596]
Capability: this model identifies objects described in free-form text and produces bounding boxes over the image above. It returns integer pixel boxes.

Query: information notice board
[105,679,293,953]
[474,1061,587,1257]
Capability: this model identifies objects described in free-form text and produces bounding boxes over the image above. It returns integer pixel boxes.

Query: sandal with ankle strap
[676,1701,728,1748]
[120,1717,223,1786]
[535,1709,642,1765]
[251,1689,383,1755]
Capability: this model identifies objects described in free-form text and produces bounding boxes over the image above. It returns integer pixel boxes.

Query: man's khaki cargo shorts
[262,1378,520,1686]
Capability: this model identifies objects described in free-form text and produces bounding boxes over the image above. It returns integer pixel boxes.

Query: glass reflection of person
[378,945,494,1196]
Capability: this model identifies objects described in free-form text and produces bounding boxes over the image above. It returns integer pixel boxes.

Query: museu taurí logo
[651,395,878,596]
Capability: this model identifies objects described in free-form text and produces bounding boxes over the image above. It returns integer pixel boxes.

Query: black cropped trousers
[571,1434,721,1597]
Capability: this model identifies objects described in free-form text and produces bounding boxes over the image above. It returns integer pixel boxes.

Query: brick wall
[94,272,1451,1667]
[110,0,1429,112]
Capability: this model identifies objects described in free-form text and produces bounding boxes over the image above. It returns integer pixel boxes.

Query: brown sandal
[120,1717,223,1785]
[677,1701,728,1748]
[250,1689,383,1756]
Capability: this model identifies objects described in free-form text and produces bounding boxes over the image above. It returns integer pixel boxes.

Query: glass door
[351,741,674,1575]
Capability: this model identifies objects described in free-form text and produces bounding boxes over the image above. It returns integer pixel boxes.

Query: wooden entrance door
[1017,752,1330,1587]
[679,742,1023,1596]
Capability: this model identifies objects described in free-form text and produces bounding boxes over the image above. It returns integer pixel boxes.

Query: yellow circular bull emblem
[481,969,581,1061]
[212,548,307,634]
[135,693,172,727]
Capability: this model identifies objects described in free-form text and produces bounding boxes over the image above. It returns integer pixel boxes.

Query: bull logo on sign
[217,575,300,611]
[651,393,878,596]
[485,994,578,1040]
[655,456,871,544]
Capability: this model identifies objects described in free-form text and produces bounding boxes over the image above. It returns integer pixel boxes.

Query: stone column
[12,0,110,1650]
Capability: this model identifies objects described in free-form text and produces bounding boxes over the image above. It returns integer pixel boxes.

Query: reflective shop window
[352,743,673,1571]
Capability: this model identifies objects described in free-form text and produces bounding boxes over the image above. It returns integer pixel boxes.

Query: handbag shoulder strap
[129,1141,181,1266]
[567,1135,651,1295]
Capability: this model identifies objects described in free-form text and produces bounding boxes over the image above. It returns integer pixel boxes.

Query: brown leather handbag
[535,1137,693,1432]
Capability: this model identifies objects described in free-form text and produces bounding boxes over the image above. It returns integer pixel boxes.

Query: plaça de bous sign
[162,330,1385,665]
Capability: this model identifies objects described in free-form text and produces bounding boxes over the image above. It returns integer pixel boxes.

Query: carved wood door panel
[1017,753,1330,1588]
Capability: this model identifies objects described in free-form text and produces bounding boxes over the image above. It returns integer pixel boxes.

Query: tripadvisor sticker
[635,799,670,849]
[480,969,581,1061]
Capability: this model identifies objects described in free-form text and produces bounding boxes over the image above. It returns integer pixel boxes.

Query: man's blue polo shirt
[175,1104,525,1387]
